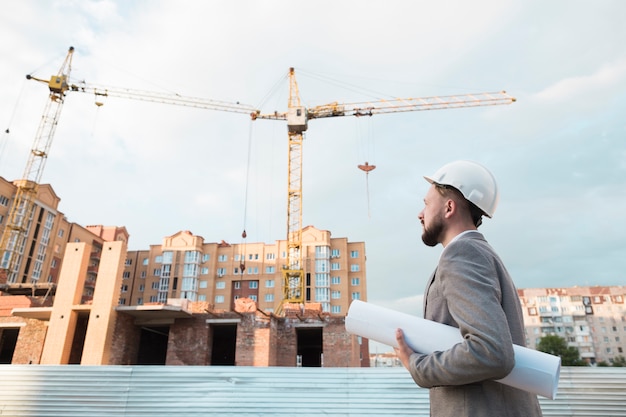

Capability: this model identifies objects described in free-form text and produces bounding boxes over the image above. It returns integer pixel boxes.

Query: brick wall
[235,312,272,366]
[108,312,140,365]
[167,315,210,365]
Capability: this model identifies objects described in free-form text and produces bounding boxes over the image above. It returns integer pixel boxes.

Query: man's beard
[421,214,444,247]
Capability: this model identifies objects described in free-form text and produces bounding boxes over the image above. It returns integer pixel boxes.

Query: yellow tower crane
[0,49,516,315]
[0,47,255,287]
[252,68,515,312]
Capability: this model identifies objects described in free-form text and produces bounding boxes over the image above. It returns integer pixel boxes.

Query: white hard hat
[424,160,499,218]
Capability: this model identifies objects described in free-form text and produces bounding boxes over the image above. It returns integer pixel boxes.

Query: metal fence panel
[0,366,624,417]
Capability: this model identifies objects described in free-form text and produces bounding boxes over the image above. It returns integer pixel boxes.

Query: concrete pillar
[81,240,126,365]
[40,242,90,364]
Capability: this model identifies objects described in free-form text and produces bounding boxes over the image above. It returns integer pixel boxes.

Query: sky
[1,1,625,326]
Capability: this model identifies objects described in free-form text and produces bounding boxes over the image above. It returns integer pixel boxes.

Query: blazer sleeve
[407,238,516,388]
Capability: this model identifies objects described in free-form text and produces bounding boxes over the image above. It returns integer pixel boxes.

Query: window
[316,260,329,273]
[332,290,341,299]
[216,281,226,289]
[234,282,241,289]
[351,277,360,286]
[217,268,226,277]
[315,274,329,287]
[331,263,340,270]
[143,258,149,266]
[0,195,9,206]
[153,269,161,276]
[215,295,225,303]
[266,253,276,260]
[198,294,206,301]
[249,281,258,289]
[155,255,163,263]
[247,267,259,275]
[140,271,146,278]
[350,250,359,258]
[352,292,361,300]
[138,284,145,292]
[201,267,209,275]
[218,254,228,262]
[265,280,274,288]
[137,298,143,305]
[350,264,360,272]
[149,296,158,303]
[331,249,340,258]
[125,258,132,266]
[199,280,208,289]
[331,276,340,285]
[265,294,274,302]
[265,266,275,273]
[332,305,341,314]
[119,298,126,305]
[123,271,130,279]
[58,229,65,238]
[152,282,159,290]
[316,246,329,258]
[250,295,257,302]
[202,253,210,262]
[121,285,128,293]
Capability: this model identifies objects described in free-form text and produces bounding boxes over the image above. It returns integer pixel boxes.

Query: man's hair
[434,184,485,227]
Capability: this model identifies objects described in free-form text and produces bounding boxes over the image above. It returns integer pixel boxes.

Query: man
[395,160,543,417]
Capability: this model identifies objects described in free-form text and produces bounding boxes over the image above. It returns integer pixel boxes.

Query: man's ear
[444,199,454,216]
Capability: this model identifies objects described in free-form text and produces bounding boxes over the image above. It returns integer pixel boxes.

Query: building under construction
[0,177,369,367]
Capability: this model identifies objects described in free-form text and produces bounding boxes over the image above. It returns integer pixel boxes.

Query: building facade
[0,176,128,298]
[0,178,369,367]
[122,226,367,315]
[519,286,625,365]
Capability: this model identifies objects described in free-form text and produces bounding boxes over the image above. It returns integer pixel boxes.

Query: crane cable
[0,79,29,169]
[239,120,256,275]
[355,117,376,218]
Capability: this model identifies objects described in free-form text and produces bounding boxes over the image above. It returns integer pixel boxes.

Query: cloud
[534,59,626,102]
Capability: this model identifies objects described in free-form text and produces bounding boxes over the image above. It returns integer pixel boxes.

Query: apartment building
[519,286,626,365]
[122,226,367,315]
[0,176,128,298]
[0,178,369,367]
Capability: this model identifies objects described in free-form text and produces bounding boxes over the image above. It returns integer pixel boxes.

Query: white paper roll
[346,300,560,399]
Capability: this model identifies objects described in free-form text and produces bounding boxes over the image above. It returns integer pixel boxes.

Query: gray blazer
[407,231,543,417]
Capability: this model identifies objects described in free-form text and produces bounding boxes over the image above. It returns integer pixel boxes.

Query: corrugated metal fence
[0,366,625,416]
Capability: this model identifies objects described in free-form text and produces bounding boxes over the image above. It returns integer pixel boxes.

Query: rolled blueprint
[345,300,561,399]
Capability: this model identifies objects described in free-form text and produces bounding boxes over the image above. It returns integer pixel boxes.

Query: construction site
[0,47,516,367]
[1,46,626,416]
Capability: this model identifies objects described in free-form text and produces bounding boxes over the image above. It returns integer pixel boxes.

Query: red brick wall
[274,318,298,367]
[322,317,363,367]
[108,312,140,365]
[3,317,47,364]
[167,315,210,365]
[235,313,272,366]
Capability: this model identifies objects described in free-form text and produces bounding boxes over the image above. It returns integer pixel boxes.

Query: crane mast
[282,68,306,307]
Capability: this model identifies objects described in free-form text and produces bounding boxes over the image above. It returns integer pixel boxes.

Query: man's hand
[394,328,415,370]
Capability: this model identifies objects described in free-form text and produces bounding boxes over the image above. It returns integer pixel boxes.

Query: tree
[536,334,587,366]
[612,355,626,367]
